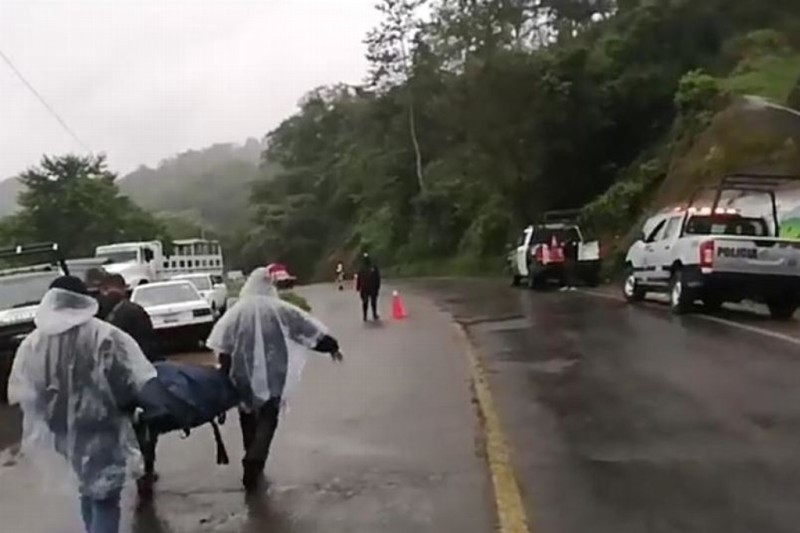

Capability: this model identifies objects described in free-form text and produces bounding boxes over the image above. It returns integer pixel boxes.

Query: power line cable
[0,48,90,151]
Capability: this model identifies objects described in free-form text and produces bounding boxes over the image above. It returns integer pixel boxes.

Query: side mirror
[143,249,154,262]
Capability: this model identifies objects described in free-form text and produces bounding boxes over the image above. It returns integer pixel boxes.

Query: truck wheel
[622,268,645,303]
[511,275,522,287]
[669,270,694,315]
[767,299,798,321]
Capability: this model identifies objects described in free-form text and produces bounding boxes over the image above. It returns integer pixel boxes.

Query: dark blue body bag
[136,362,240,464]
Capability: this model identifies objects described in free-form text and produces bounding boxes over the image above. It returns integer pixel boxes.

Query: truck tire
[767,299,798,321]
[669,269,694,315]
[511,275,522,287]
[622,268,645,303]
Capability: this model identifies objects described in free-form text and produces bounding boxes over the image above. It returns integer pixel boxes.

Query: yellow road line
[455,324,531,533]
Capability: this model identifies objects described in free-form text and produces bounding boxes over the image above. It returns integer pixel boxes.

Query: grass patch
[723,53,800,103]
[280,291,311,311]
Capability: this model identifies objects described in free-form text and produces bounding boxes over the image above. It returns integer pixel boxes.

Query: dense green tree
[0,154,169,257]
[236,0,800,278]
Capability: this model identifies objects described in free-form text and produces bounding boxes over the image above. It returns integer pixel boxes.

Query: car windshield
[684,216,769,237]
[0,270,59,312]
[96,250,138,264]
[133,283,199,307]
[533,227,581,244]
[178,275,212,291]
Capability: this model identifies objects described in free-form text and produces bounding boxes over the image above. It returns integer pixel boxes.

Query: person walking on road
[7,276,158,533]
[356,253,381,321]
[206,267,343,493]
[98,273,163,499]
[336,261,345,291]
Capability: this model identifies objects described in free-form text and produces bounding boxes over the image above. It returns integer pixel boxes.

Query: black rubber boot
[242,460,264,493]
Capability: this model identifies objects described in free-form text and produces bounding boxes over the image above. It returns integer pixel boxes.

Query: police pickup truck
[509,210,601,288]
[623,173,800,319]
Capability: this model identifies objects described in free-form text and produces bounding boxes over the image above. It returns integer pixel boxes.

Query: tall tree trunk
[407,94,425,193]
[399,36,425,193]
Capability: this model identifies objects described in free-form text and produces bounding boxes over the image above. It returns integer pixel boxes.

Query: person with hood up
[207,267,342,492]
[7,276,157,533]
[356,253,381,321]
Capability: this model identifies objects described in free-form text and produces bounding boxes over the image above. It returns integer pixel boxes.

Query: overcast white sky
[0,0,380,178]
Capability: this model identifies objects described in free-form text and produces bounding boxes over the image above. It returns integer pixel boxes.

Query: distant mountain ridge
[0,138,272,233]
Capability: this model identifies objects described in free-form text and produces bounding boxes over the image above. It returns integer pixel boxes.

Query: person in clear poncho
[207,267,342,492]
[8,276,157,533]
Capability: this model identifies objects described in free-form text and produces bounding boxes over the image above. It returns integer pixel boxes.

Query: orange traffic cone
[392,290,407,320]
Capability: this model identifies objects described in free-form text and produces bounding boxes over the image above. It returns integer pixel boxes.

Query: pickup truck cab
[171,273,228,318]
[509,217,600,288]
[624,207,800,318]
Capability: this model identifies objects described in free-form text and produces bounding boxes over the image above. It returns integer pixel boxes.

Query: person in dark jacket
[356,253,381,321]
[99,275,162,363]
[98,274,163,499]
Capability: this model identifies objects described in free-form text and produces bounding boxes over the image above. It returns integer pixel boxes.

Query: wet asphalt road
[4,279,800,532]
[415,279,800,533]
[0,284,492,533]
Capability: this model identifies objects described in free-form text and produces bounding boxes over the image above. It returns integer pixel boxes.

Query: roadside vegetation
[231,0,800,279]
[1,1,800,281]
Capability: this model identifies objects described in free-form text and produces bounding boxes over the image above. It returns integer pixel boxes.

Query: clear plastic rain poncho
[207,268,328,411]
[7,288,157,499]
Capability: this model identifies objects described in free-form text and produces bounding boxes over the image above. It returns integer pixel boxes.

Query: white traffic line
[693,315,800,347]
[577,289,800,348]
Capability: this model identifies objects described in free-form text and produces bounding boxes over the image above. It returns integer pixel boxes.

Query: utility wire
[0,48,90,151]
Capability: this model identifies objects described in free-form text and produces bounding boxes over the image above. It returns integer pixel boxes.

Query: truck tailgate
[712,236,800,276]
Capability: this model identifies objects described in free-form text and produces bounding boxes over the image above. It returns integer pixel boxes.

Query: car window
[133,283,200,307]
[0,271,57,311]
[684,216,768,237]
[532,227,580,245]
[645,219,667,243]
[177,275,211,291]
[662,216,682,241]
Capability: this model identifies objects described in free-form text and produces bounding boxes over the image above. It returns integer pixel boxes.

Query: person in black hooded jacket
[356,253,381,321]
[98,275,162,363]
[98,274,163,498]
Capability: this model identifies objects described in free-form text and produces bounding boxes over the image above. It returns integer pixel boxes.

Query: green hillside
[226,0,800,278]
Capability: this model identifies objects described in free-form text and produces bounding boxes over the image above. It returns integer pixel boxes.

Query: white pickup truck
[509,214,601,288]
[172,273,228,318]
[623,206,800,318]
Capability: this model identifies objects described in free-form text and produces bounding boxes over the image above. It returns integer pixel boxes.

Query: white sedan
[131,280,214,351]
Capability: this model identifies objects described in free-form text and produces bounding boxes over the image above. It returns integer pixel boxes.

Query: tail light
[699,240,715,268]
